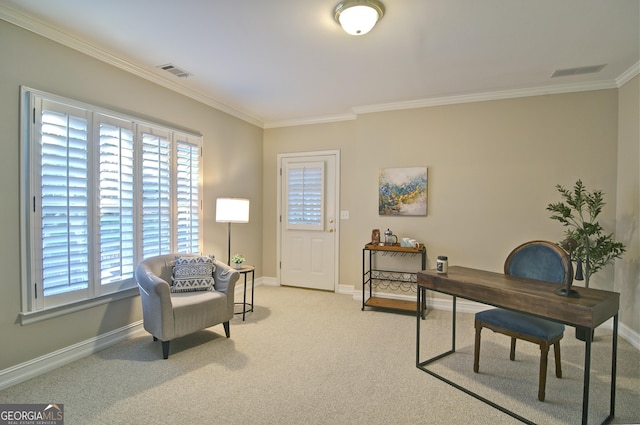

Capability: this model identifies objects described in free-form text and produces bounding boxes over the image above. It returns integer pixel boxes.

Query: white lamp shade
[338,5,380,35]
[216,198,250,223]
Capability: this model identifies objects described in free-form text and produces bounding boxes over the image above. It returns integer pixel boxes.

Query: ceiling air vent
[157,63,192,78]
[551,64,606,78]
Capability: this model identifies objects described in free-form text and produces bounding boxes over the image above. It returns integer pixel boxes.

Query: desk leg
[582,327,592,425]
[452,295,456,352]
[579,315,619,425]
[580,318,618,425]
[608,315,618,422]
[416,287,422,366]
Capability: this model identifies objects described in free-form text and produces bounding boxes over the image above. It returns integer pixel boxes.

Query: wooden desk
[416,266,619,425]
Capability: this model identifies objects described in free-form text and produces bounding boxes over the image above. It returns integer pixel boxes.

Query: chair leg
[538,343,550,401]
[473,321,482,373]
[554,341,562,378]
[510,337,517,361]
[223,321,230,338]
[161,341,170,359]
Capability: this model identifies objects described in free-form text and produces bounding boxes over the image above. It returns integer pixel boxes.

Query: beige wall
[616,75,640,334]
[263,89,637,330]
[0,20,263,370]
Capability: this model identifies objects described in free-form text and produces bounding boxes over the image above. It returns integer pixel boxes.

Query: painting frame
[378,167,428,216]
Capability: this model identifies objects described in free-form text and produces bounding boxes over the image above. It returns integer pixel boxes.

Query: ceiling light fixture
[333,0,385,36]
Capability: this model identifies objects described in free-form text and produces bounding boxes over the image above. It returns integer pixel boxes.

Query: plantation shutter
[98,115,135,285]
[285,162,324,230]
[139,126,172,258]
[24,88,204,313]
[175,137,201,254]
[38,101,91,300]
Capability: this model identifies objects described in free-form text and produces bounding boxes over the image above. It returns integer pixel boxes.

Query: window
[21,88,202,315]
[284,161,324,231]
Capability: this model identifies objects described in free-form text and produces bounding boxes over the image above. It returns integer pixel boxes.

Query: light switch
[340,210,349,220]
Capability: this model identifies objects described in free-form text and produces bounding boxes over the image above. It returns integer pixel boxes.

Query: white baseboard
[337,284,353,295]
[0,321,144,391]
[261,276,278,287]
[618,322,640,350]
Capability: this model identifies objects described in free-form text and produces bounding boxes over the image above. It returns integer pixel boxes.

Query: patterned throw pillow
[171,255,216,293]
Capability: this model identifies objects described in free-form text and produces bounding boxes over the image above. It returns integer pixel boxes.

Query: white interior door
[279,152,338,291]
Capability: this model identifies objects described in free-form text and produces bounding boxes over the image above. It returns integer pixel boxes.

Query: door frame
[276,150,340,291]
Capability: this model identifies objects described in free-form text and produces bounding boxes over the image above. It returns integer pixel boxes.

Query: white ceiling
[1,0,639,128]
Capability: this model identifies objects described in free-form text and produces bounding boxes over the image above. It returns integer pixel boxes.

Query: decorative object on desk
[547,179,626,288]
[216,198,250,265]
[371,229,380,245]
[436,256,448,273]
[231,254,245,269]
[383,228,397,246]
[547,180,626,340]
[378,167,427,216]
[555,238,580,298]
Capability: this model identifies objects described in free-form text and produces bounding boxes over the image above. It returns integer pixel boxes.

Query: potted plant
[547,179,626,339]
[231,254,245,269]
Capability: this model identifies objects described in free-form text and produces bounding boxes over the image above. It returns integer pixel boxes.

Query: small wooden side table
[234,265,255,321]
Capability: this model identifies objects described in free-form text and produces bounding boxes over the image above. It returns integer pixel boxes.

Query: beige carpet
[0,286,638,425]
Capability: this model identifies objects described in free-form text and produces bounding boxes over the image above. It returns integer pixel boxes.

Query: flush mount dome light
[334,0,385,36]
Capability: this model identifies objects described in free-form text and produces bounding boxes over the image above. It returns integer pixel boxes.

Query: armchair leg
[510,337,517,361]
[223,321,230,338]
[162,341,170,359]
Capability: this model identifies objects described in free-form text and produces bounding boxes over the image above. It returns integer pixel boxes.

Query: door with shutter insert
[279,152,338,291]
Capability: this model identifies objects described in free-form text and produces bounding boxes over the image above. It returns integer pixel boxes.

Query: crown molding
[616,61,640,87]
[352,80,619,116]
[270,79,620,128]
[0,5,264,128]
[263,112,357,129]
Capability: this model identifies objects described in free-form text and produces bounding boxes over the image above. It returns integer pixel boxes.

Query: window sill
[19,287,140,325]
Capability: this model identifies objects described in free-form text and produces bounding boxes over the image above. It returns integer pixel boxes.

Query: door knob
[327,228,334,233]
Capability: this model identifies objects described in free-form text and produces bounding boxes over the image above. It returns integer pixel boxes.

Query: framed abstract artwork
[378,167,428,216]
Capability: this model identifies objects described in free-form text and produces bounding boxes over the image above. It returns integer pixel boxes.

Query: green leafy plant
[547,180,625,282]
[231,254,245,264]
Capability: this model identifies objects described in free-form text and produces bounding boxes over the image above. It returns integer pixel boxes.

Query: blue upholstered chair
[473,240,571,401]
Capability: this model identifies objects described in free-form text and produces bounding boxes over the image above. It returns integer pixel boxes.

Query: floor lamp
[216,198,250,265]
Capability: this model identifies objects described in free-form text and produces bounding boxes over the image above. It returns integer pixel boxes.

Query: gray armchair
[135,254,239,359]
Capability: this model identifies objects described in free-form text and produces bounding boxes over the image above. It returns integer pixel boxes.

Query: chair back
[504,240,571,285]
